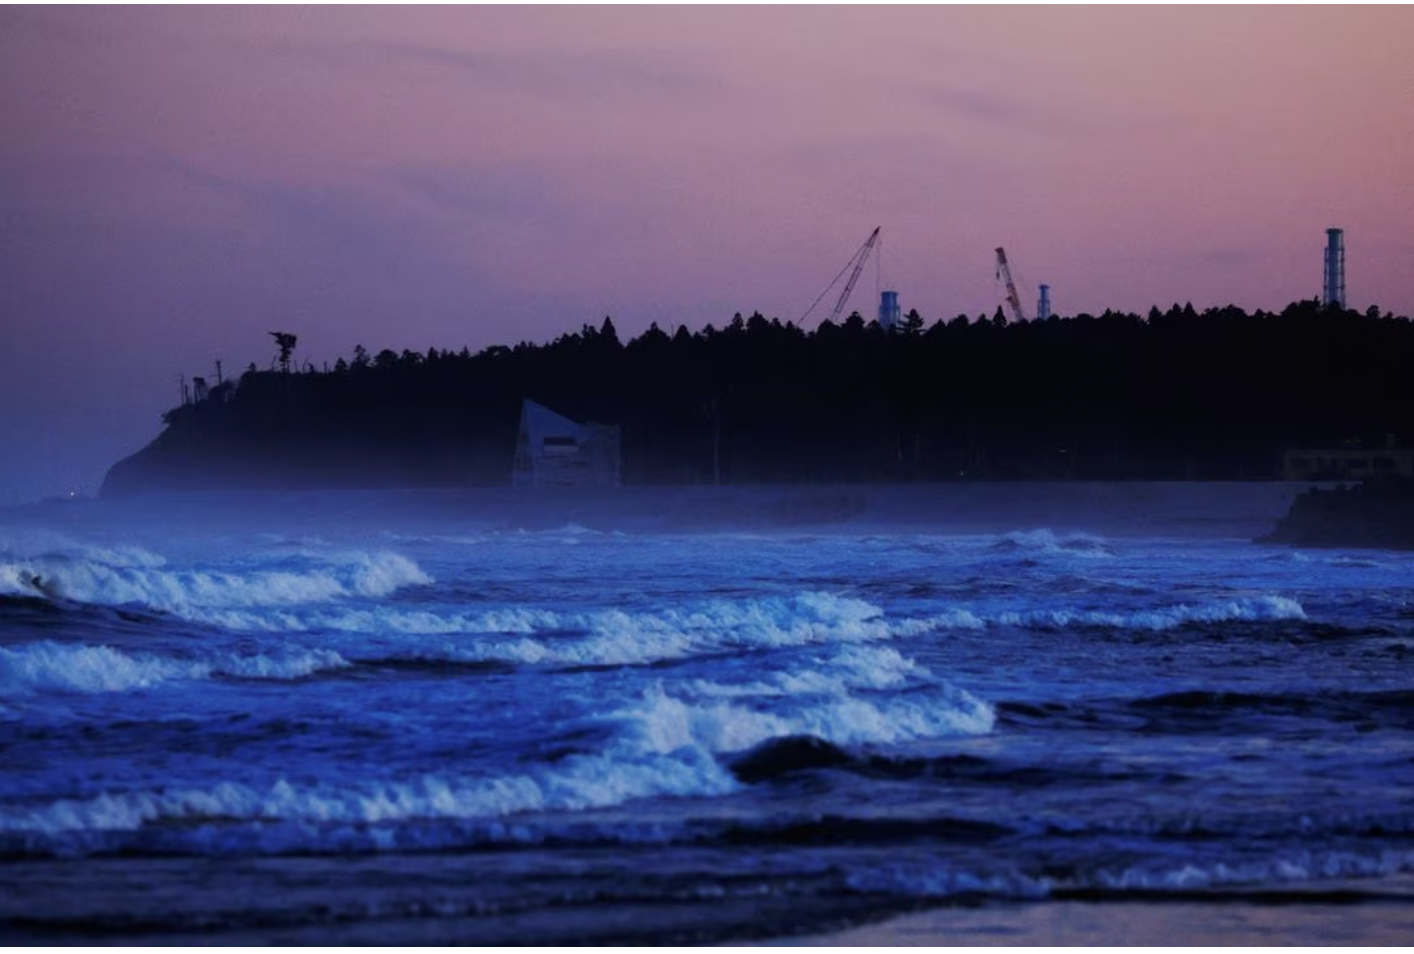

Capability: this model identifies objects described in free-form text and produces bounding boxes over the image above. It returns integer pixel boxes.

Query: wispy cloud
[767,129,1010,212]
[390,42,720,100]
[263,36,729,107]
[155,158,443,261]
[923,84,1105,139]
[386,164,569,222]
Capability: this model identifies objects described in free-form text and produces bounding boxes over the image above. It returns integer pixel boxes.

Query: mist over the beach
[4,6,1414,944]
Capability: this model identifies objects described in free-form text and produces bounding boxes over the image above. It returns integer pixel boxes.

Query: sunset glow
[2,5,1412,501]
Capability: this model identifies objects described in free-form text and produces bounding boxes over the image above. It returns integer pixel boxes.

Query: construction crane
[995,246,1028,323]
[801,227,882,326]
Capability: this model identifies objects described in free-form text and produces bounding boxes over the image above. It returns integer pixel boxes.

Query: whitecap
[0,641,350,696]
[0,546,431,615]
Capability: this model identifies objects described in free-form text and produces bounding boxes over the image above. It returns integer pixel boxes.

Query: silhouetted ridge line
[102,300,1414,495]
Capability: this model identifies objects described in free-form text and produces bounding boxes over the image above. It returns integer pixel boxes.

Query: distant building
[1322,227,1346,309]
[879,290,901,331]
[512,399,621,488]
[1283,440,1414,481]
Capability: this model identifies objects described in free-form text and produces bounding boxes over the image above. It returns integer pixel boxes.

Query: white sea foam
[0,641,349,696]
[174,581,1301,664]
[0,653,991,836]
[987,529,1116,557]
[846,863,1050,899]
[612,678,994,756]
[192,591,942,669]
[923,608,988,631]
[1093,848,1414,890]
[0,643,198,695]
[0,545,430,613]
[0,746,735,835]
[992,594,1306,631]
[688,645,928,698]
[845,848,1414,900]
[212,648,350,680]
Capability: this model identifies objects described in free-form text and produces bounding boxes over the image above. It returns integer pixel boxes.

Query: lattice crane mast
[801,227,882,326]
[831,227,881,324]
[995,246,1028,323]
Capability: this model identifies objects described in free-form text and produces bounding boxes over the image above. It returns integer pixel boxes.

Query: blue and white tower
[1323,228,1345,308]
[879,290,901,330]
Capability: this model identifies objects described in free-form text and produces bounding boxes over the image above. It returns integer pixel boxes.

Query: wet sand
[769,892,1414,946]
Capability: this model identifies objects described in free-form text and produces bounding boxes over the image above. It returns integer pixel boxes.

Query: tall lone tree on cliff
[270,332,298,373]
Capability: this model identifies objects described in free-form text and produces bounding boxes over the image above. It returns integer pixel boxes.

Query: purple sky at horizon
[2,6,1412,503]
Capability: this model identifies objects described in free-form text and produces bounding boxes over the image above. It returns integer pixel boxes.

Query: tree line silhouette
[106,299,1414,493]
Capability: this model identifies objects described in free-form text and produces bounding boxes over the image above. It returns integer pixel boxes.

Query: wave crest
[0,641,349,696]
[611,676,994,758]
[200,591,940,669]
[992,595,1306,632]
[0,545,431,615]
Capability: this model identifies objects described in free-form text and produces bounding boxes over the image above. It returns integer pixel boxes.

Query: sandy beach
[771,887,1414,946]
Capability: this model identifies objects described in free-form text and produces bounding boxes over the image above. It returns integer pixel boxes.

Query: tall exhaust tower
[1323,228,1345,308]
[879,290,901,330]
[1037,284,1053,321]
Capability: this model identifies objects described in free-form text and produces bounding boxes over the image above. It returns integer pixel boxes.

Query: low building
[512,399,621,488]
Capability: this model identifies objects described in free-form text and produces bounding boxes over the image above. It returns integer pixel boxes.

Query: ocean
[1,484,1411,944]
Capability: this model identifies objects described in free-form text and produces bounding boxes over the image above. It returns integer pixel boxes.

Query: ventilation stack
[1037,284,1053,321]
[1323,228,1345,308]
[879,290,901,330]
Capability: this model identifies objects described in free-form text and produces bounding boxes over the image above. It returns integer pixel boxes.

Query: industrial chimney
[879,290,901,330]
[1037,284,1053,321]
[1323,228,1345,308]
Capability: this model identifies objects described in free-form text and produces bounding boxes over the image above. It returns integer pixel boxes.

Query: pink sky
[2,6,1412,502]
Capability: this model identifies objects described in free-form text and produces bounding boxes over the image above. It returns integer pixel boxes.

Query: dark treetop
[102,300,1414,495]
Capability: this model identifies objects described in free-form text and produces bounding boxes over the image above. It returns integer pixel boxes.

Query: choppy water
[1,485,1411,944]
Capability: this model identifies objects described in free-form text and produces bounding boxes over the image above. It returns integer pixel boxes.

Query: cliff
[1259,478,1414,549]
[102,374,516,497]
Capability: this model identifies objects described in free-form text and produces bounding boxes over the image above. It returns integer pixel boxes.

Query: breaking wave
[199,592,947,667]
[1089,849,1414,892]
[187,591,1305,663]
[0,748,735,838]
[986,529,1116,557]
[0,641,349,696]
[615,675,994,758]
[0,544,431,614]
[687,644,928,697]
[845,848,1414,900]
[0,655,992,845]
[992,594,1307,631]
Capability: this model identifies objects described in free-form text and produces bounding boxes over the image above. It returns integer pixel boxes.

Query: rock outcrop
[1259,477,1414,549]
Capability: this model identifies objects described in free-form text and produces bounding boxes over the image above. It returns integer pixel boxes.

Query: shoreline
[4,480,1318,541]
[764,889,1414,946]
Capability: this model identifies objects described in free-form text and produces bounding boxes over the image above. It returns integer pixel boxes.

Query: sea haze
[1,484,1412,944]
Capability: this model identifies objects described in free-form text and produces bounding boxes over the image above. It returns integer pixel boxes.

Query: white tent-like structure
[512,399,621,488]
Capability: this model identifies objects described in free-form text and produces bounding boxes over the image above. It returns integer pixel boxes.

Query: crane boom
[830,227,881,324]
[801,227,882,326]
[995,246,1028,323]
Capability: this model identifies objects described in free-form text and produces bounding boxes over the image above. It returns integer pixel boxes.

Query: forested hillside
[103,299,1414,494]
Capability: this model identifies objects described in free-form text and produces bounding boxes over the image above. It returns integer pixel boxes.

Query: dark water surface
[1,485,1411,943]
